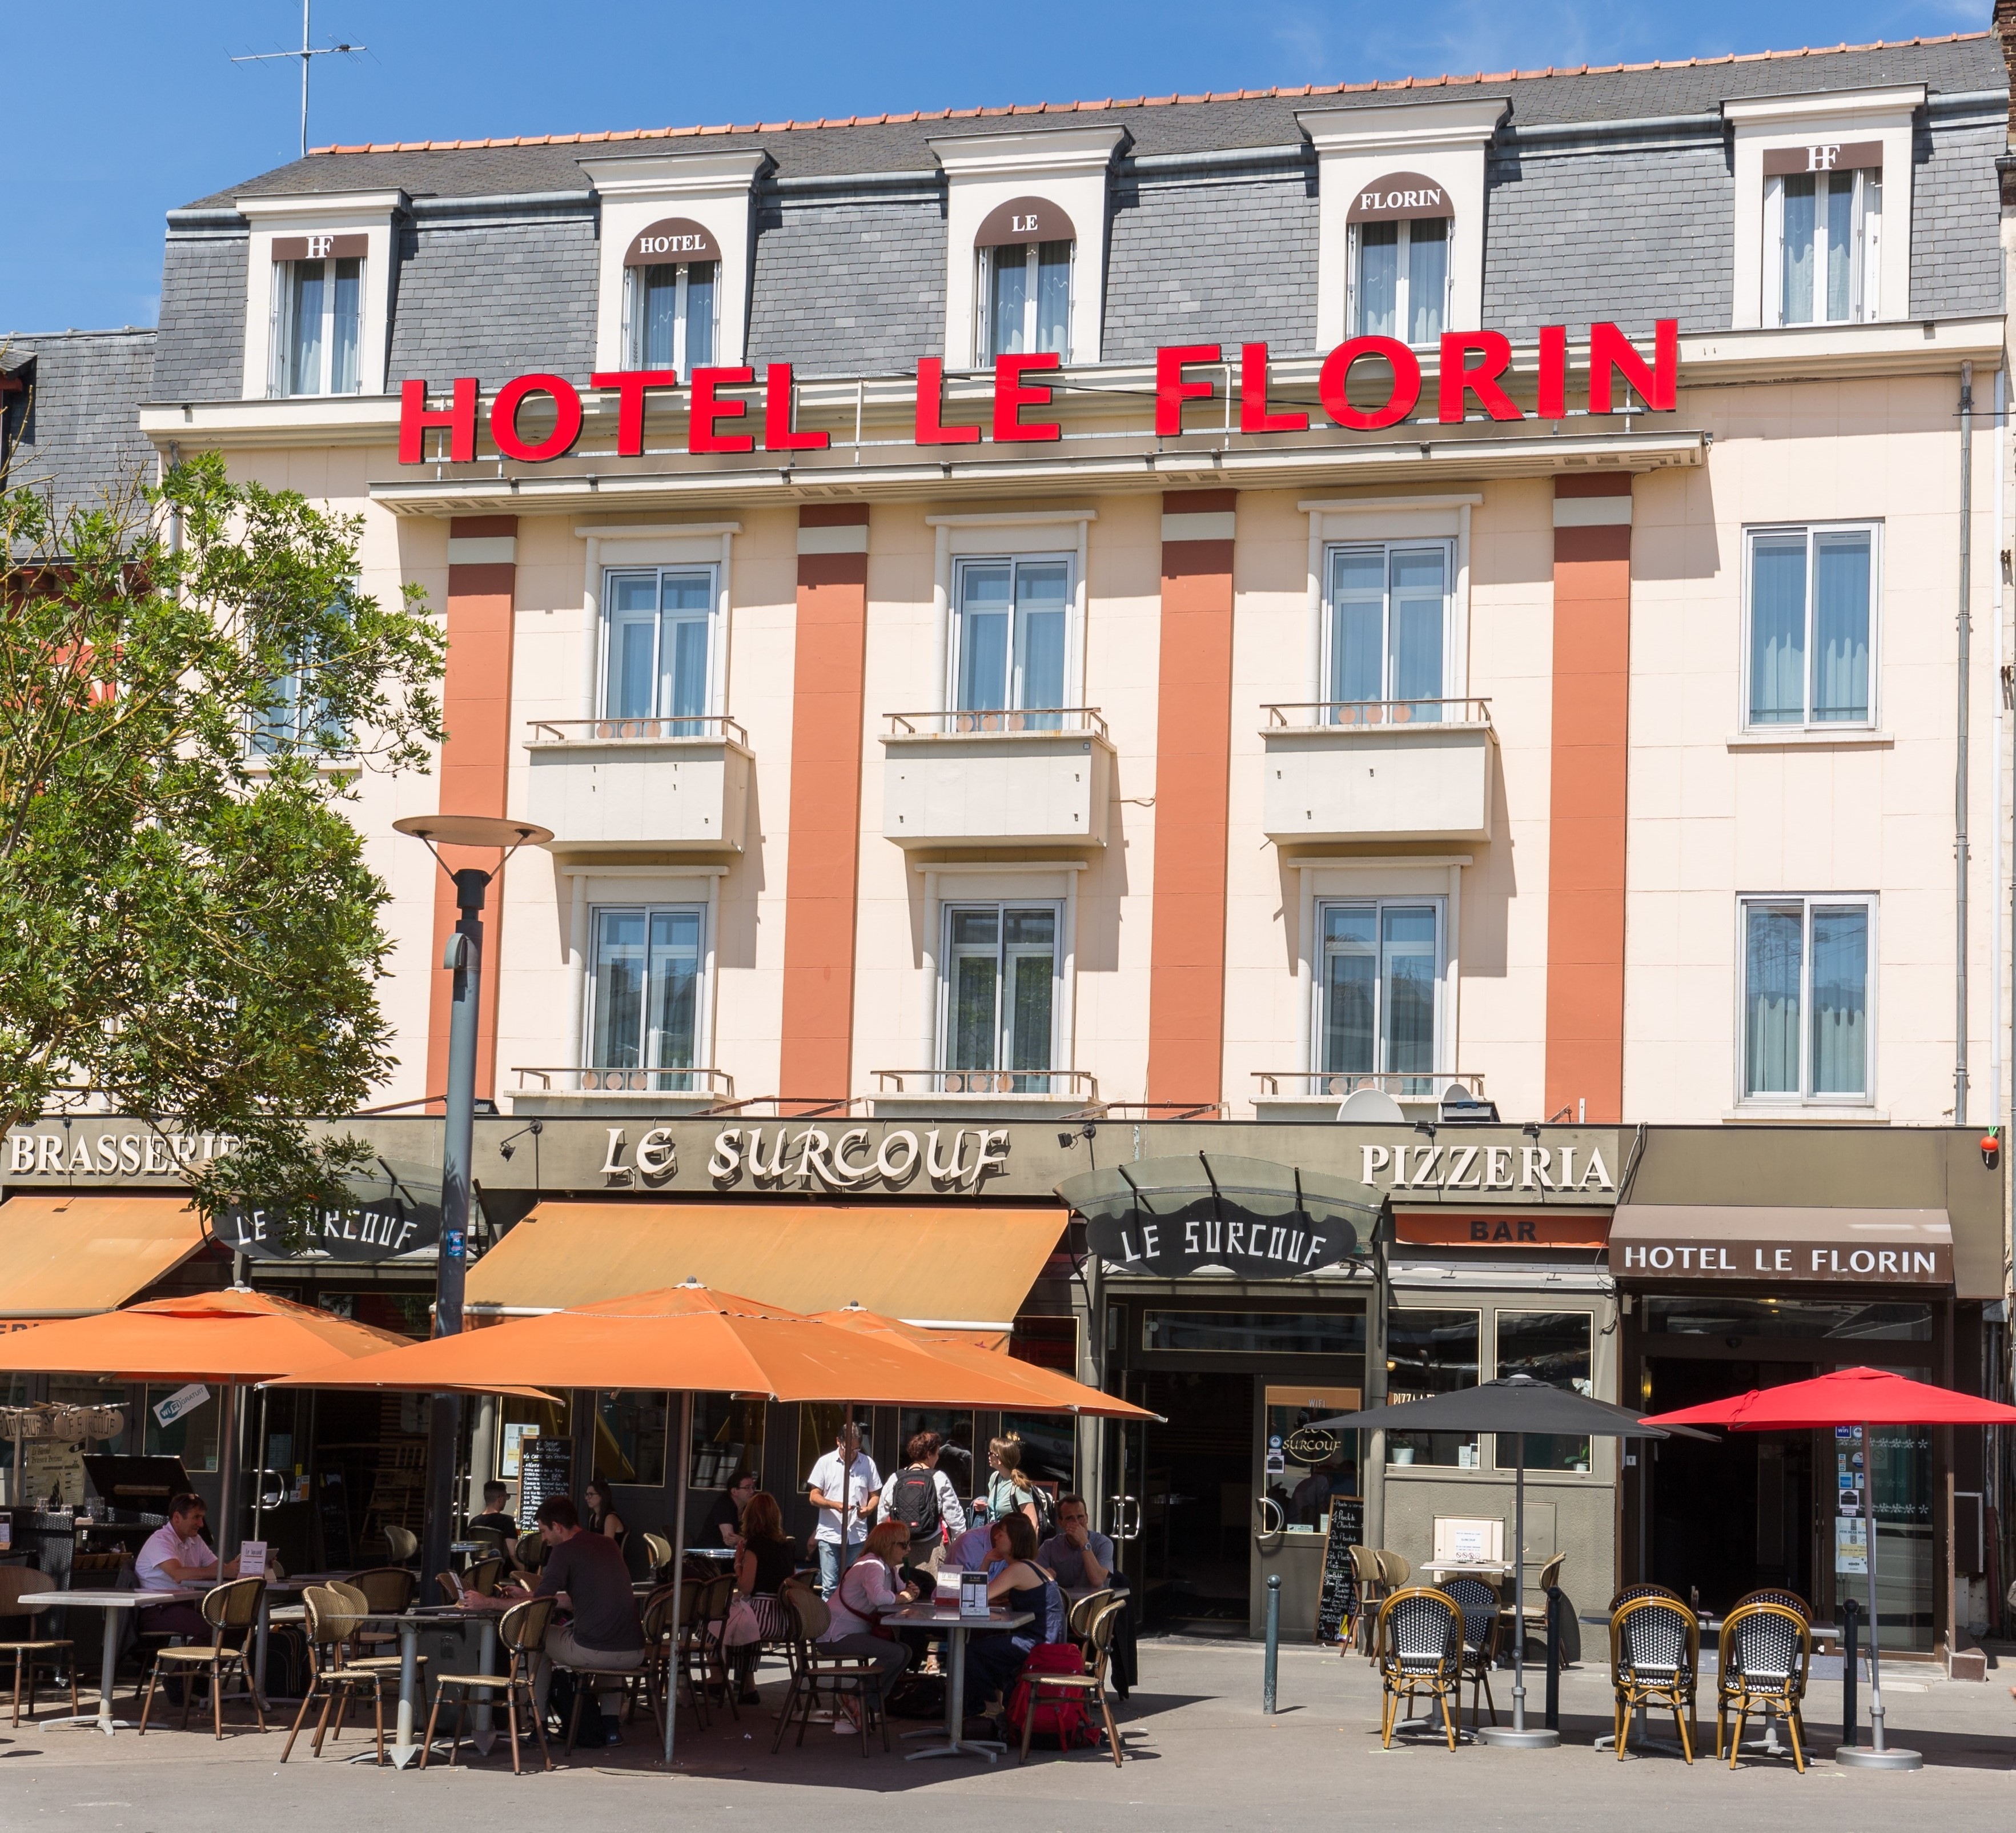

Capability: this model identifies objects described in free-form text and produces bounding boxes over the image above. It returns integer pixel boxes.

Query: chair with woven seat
[1609,1594,1699,1763]
[674,1572,738,1728]
[1019,1593,1126,1766]
[421,1594,555,1775]
[1732,1587,1812,1623]
[641,1533,674,1582]
[343,1567,415,1667]
[1608,1582,1683,1612]
[1067,1587,1114,1656]
[1346,1546,1384,1656]
[1443,1575,1503,1730]
[139,1577,268,1740]
[383,1524,419,1563]
[0,1569,77,1727]
[772,1579,890,1757]
[282,1585,397,1766]
[1716,1601,1812,1773]
[1374,1587,1464,1751]
[555,1582,677,1757]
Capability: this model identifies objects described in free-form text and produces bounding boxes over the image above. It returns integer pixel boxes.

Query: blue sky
[6,0,1991,333]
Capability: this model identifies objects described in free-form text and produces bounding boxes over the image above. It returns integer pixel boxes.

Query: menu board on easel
[517,1437,571,1531]
[1313,1497,1366,1645]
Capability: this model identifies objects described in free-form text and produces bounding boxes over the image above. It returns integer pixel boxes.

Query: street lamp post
[394,814,551,1584]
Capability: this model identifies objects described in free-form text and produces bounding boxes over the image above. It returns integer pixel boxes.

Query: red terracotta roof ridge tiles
[304,31,1989,156]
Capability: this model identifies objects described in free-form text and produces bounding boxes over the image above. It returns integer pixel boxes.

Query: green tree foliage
[0,453,444,1242]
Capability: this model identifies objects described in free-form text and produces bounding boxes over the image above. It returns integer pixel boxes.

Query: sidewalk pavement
[3,1635,2010,1831]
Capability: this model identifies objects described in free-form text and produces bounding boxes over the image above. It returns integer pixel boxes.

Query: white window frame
[1735,893,1878,1107]
[621,260,720,374]
[584,899,712,1087]
[599,562,726,726]
[1311,895,1448,1084]
[1320,538,1457,714]
[1346,219,1453,347]
[1739,520,1882,732]
[976,241,1074,364]
[268,255,365,398]
[937,897,1066,1085]
[1764,168,1881,327]
[946,551,1079,716]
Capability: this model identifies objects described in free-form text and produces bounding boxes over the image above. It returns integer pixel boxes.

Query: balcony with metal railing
[1260,698,1496,847]
[524,715,753,853]
[1251,1069,1487,1120]
[509,1064,734,1116]
[868,1066,1099,1119]
[881,707,1113,849]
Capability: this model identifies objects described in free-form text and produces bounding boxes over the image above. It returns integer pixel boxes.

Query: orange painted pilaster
[425,514,518,1110]
[1544,475,1633,1124]
[778,504,871,1102]
[1146,490,1237,1108]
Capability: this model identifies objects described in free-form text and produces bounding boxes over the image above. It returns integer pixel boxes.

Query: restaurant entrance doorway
[1124,1369,1253,1633]
[1644,1357,1818,1614]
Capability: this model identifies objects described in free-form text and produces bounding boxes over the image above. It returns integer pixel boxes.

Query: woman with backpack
[880,1430,967,1572]
[985,1435,1044,1532]
[961,1513,1061,1739]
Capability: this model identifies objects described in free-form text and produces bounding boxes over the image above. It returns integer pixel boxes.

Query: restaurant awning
[1607,1204,1953,1284]
[0,1194,209,1323]
[464,1201,1066,1338]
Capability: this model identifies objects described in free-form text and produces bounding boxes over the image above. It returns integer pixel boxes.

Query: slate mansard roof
[132,31,2014,399]
[1,330,157,524]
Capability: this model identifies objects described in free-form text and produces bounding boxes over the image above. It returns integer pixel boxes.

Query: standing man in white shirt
[135,1492,237,1639]
[804,1420,881,1596]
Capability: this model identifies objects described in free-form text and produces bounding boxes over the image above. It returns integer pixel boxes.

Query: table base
[1836,1744,1923,1770]
[902,1728,1006,1762]
[40,1714,127,1735]
[1477,1726,1560,1748]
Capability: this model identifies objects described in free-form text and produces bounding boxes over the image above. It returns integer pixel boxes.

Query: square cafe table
[881,1601,1034,1763]
[41,1587,198,1734]
[350,1605,503,1768]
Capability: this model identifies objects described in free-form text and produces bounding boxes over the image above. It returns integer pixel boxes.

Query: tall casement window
[1325,541,1452,717]
[604,567,718,728]
[942,901,1061,1089]
[621,217,720,372]
[1347,172,1451,345]
[1765,147,1880,326]
[588,904,705,1088]
[1740,895,1873,1103]
[975,197,1074,363]
[951,555,1071,725]
[270,236,364,397]
[1318,899,1443,1094]
[1745,524,1877,729]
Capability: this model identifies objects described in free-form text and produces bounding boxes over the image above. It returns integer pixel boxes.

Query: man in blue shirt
[1036,1494,1113,1590]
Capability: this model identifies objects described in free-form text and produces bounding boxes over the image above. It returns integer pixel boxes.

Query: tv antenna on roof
[231,1,366,161]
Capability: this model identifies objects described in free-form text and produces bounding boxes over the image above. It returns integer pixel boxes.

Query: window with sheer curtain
[951,555,1071,727]
[1746,524,1876,729]
[1318,898,1442,1093]
[1351,218,1448,345]
[942,901,1060,1089]
[604,566,717,726]
[981,241,1071,362]
[1325,541,1451,719]
[1741,895,1873,1102]
[272,257,362,397]
[1768,166,1880,326]
[588,904,705,1088]
[625,260,716,372]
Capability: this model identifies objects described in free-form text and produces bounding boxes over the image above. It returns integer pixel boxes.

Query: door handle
[1109,1494,1142,1542]
[1254,1494,1286,1543]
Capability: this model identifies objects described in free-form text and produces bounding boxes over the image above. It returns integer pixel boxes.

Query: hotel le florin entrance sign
[1057,1154,1388,1279]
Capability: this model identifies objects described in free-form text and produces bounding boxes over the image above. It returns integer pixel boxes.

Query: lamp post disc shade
[0,1287,414,1383]
[391,813,553,849]
[264,1280,1154,1412]
[1307,1374,1704,1438]
[1641,1365,2016,1430]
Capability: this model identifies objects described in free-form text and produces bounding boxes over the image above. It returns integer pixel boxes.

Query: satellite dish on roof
[1336,1087,1406,1125]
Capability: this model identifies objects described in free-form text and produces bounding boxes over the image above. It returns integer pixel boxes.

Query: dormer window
[1766,147,1881,326]
[270,235,364,398]
[623,218,720,371]
[1348,174,1451,346]
[977,198,1073,363]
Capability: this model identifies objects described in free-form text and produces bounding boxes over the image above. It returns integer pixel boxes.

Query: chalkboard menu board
[518,1437,572,1531]
[1314,1497,1366,1646]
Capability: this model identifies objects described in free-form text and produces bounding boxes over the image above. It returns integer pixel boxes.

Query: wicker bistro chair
[1443,1576,1503,1730]
[673,1572,739,1728]
[1732,1588,1813,1625]
[421,1595,556,1775]
[772,1579,891,1758]
[641,1533,674,1582]
[1609,1582,1684,1613]
[0,1569,77,1727]
[1020,1593,1128,1767]
[384,1525,420,1563]
[139,1577,268,1740]
[553,1583,677,1757]
[1346,1546,1384,1656]
[1374,1587,1466,1751]
[282,1585,400,1766]
[344,1566,416,1667]
[1067,1587,1115,1656]
[1716,1602,1813,1773]
[1609,1595,1700,1764]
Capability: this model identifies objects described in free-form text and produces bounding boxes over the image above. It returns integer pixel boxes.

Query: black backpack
[887,1467,942,1539]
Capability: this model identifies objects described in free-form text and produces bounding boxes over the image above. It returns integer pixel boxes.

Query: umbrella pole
[252,1386,270,1546]
[1479,1430,1558,1747]
[1837,1418,1921,1770]
[662,1389,693,1767]
[215,1382,240,1563]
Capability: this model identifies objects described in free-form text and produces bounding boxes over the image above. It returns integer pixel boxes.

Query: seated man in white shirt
[135,1492,238,1641]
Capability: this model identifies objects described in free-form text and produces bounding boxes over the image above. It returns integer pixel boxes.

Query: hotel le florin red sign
[397,320,1679,464]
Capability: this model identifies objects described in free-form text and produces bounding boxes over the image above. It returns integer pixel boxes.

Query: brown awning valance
[1347,171,1455,223]
[1762,141,1882,177]
[1608,1205,1951,1285]
[975,196,1075,247]
[272,234,367,262]
[624,217,721,266]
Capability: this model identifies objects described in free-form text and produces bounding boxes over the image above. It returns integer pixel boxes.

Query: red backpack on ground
[1005,1642,1103,1750]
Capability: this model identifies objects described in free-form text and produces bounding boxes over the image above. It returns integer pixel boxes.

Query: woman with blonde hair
[985,1435,1039,1529]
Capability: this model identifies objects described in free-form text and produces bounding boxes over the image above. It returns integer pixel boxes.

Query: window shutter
[268,263,288,398]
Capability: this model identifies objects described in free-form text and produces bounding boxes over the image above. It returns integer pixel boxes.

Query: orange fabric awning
[464,1201,1063,1333]
[0,1195,208,1323]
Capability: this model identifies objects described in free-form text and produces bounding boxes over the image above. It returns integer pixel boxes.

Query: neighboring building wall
[2,329,156,519]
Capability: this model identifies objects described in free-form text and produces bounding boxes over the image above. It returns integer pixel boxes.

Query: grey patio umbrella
[1311,1375,1712,1748]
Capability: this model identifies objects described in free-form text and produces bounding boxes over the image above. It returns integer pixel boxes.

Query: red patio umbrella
[1644,1366,2016,1770]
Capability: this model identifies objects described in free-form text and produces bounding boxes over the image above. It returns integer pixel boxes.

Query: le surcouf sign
[399,319,1679,465]
[599,1122,1009,1193]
